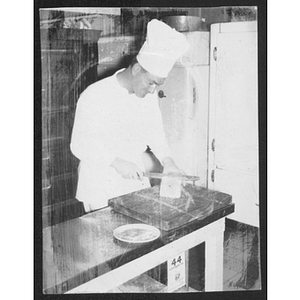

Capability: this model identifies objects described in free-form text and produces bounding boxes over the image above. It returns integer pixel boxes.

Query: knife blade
[143,172,200,182]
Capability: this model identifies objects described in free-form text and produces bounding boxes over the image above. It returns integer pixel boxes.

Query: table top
[43,192,234,294]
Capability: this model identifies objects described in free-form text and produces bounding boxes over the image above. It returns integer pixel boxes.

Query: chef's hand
[111,157,144,180]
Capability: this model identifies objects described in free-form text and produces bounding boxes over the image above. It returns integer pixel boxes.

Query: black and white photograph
[34,1,267,298]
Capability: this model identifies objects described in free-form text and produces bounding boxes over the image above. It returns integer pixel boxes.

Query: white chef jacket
[70,69,170,212]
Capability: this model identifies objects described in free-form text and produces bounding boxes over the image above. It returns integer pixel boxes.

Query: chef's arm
[111,157,144,180]
[111,156,183,180]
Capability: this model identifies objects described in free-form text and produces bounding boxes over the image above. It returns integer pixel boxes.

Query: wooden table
[43,190,234,293]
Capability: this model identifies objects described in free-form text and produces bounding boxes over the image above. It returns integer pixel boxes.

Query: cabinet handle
[211,139,215,151]
[193,87,196,103]
[211,170,215,182]
[213,47,217,61]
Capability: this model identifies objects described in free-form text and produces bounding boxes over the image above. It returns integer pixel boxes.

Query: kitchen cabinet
[207,21,259,227]
[41,28,101,227]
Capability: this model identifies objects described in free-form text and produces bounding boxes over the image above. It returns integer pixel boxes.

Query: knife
[143,172,200,182]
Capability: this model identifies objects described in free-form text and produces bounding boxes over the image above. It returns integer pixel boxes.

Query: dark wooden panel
[42,50,79,110]
[46,173,78,205]
[42,136,67,152]
[40,27,104,226]
[40,28,102,49]
[42,109,70,140]
[42,148,78,179]
[42,198,85,228]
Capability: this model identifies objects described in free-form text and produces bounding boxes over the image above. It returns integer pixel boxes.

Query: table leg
[185,250,189,291]
[205,223,225,291]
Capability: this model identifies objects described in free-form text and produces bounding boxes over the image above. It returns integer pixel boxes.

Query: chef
[70,19,190,212]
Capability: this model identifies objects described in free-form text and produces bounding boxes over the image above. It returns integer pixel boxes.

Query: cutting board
[108,184,232,231]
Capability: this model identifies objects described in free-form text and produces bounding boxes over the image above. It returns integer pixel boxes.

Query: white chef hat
[137,19,190,78]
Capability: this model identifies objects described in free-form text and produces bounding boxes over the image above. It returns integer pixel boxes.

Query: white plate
[113,224,161,244]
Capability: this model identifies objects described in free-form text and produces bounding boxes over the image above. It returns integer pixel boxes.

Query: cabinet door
[208,21,259,227]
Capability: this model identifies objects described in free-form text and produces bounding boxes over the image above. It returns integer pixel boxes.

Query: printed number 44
[171,255,182,267]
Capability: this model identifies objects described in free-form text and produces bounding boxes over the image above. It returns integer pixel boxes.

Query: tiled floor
[188,219,261,291]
